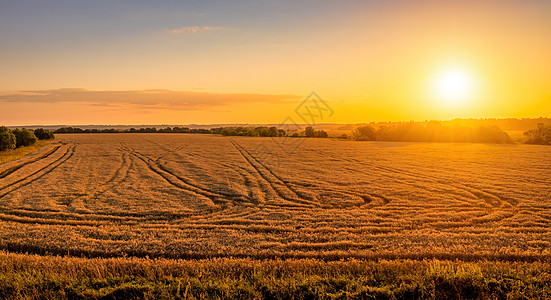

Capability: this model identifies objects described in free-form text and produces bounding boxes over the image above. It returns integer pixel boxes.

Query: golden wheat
[0,133,550,260]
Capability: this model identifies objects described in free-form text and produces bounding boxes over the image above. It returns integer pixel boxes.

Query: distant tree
[301,126,327,138]
[12,128,37,148]
[191,128,210,134]
[304,126,315,138]
[158,127,173,133]
[524,123,551,145]
[474,125,512,144]
[352,126,377,141]
[172,127,190,133]
[221,128,237,136]
[33,128,55,140]
[210,127,223,135]
[350,123,512,144]
[0,126,16,151]
[267,126,278,137]
[254,126,269,137]
[314,130,328,138]
[54,127,82,133]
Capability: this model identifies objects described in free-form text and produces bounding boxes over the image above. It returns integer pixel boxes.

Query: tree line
[350,122,551,145]
[53,126,329,138]
[3,123,551,149]
[351,122,513,144]
[0,127,55,151]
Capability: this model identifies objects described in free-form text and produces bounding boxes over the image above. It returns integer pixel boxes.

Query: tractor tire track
[164,147,270,206]
[372,164,519,224]
[228,138,320,208]
[330,160,515,223]
[120,145,234,208]
[126,143,250,203]
[229,139,318,202]
[130,142,265,220]
[0,205,198,226]
[0,144,62,179]
[72,149,134,209]
[159,146,265,205]
[174,149,382,209]
[0,144,77,200]
[142,139,261,206]
[375,164,516,209]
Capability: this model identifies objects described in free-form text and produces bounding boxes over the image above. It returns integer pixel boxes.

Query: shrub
[352,126,377,141]
[34,128,55,140]
[314,130,328,138]
[12,128,38,148]
[304,126,328,138]
[54,127,84,133]
[304,126,315,138]
[0,126,16,151]
[351,123,512,144]
[524,123,551,145]
[474,125,512,144]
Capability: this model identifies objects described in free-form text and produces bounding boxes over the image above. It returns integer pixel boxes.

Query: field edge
[0,140,53,165]
[0,251,550,299]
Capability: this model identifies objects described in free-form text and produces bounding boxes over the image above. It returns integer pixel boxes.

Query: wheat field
[0,133,550,261]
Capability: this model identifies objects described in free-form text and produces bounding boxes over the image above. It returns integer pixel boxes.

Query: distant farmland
[0,133,550,260]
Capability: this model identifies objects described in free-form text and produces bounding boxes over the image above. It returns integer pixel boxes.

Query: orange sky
[1,0,550,125]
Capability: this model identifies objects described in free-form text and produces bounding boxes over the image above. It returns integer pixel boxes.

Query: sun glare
[431,67,476,106]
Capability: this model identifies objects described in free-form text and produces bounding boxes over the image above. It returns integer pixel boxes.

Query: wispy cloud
[0,89,300,110]
[165,25,231,34]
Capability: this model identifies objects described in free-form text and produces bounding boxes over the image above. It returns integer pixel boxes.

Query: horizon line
[5,117,551,128]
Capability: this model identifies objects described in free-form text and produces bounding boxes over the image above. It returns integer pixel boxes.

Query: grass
[0,251,549,299]
[0,140,51,165]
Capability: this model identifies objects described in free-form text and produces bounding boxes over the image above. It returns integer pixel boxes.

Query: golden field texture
[0,133,550,260]
[0,140,51,165]
[1,251,550,299]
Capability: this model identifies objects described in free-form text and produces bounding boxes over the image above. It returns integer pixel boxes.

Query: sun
[431,67,476,105]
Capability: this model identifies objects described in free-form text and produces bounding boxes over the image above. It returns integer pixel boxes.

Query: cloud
[0,89,301,110]
[165,25,231,34]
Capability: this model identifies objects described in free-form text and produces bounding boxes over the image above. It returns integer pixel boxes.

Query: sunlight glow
[431,68,476,105]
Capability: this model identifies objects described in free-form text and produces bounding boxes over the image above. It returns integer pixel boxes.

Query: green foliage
[474,125,513,144]
[315,129,328,138]
[353,125,377,141]
[213,126,286,137]
[53,125,330,139]
[524,123,551,145]
[304,126,328,138]
[0,140,50,165]
[352,122,513,144]
[304,126,315,137]
[0,126,16,151]
[33,128,55,140]
[12,128,38,148]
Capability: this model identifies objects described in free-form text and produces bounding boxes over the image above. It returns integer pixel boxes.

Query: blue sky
[1,0,550,125]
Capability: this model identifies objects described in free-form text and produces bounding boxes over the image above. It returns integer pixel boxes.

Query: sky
[1,0,550,125]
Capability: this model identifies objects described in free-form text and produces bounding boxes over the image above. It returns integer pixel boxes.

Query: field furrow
[0,133,549,261]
